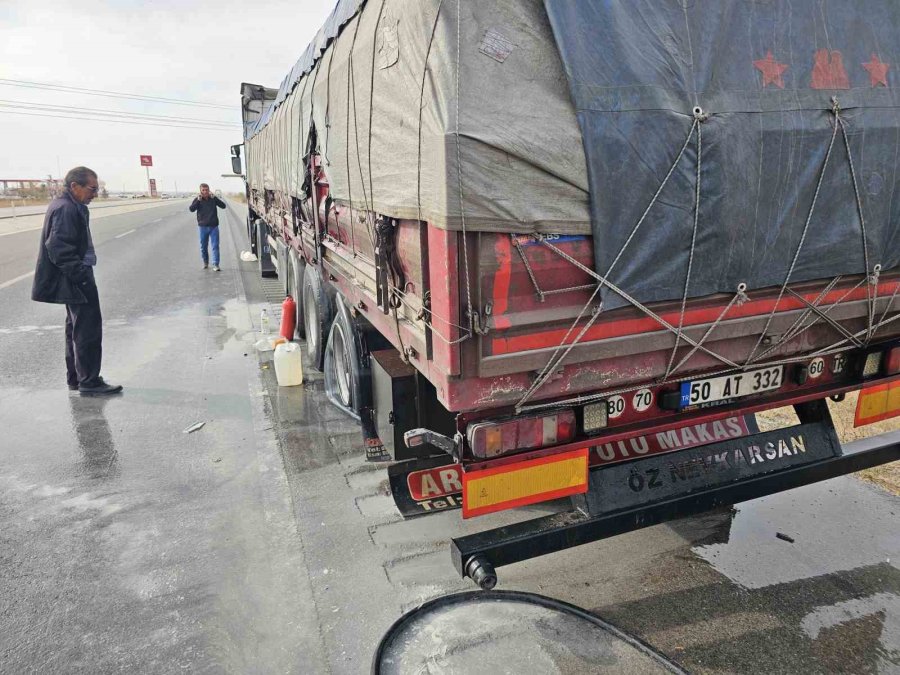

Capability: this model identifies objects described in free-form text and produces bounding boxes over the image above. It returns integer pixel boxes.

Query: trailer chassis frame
[451,401,900,589]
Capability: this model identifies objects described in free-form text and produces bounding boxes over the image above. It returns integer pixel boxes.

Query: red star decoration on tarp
[863,54,890,87]
[754,51,788,89]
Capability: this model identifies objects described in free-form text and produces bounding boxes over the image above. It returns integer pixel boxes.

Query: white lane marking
[151,218,162,223]
[115,228,137,239]
[0,270,34,290]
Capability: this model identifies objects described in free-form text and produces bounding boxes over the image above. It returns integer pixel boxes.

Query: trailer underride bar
[451,402,900,590]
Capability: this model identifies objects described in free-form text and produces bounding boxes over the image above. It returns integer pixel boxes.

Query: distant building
[0,177,63,199]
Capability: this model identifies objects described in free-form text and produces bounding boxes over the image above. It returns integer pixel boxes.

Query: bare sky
[0,0,335,194]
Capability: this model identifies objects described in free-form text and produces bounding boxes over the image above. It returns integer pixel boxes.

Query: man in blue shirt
[189,183,226,271]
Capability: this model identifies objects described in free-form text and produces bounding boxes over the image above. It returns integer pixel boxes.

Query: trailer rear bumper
[451,410,900,589]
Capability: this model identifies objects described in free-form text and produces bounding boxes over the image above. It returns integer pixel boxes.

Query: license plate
[680,366,783,408]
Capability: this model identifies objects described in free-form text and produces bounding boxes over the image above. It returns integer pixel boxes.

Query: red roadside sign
[148,178,157,198]
[140,155,153,167]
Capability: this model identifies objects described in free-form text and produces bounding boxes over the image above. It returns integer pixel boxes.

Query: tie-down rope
[515,99,891,412]
[516,110,710,410]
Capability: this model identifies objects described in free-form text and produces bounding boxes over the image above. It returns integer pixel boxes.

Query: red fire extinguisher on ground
[280,296,296,340]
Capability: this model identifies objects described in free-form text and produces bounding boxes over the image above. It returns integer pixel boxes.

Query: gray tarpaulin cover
[244,0,590,235]
[245,0,900,308]
[544,0,900,308]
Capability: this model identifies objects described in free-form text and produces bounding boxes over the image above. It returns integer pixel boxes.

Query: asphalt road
[0,200,898,673]
[265,367,900,673]
[0,202,323,673]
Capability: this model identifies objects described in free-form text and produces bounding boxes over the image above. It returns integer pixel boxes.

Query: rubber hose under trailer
[301,264,332,371]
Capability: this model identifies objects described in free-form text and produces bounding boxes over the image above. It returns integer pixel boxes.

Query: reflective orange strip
[854,381,900,427]
[462,447,588,518]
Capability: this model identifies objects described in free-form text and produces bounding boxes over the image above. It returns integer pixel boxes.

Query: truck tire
[288,249,306,339]
[326,306,358,412]
[302,265,332,370]
[275,240,289,294]
[247,213,257,255]
[256,220,276,278]
[324,296,370,416]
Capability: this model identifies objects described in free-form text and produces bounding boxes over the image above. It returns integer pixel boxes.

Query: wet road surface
[0,203,323,672]
[1,199,898,673]
[264,359,899,674]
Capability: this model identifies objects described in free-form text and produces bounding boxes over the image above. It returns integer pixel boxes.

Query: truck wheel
[276,240,289,294]
[247,214,257,255]
[328,314,356,411]
[324,297,368,416]
[302,265,332,370]
[289,249,306,339]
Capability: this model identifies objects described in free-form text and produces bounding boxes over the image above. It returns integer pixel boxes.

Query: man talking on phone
[189,183,226,271]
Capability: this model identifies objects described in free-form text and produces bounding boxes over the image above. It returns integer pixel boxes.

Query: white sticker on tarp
[378,14,400,70]
[479,29,516,63]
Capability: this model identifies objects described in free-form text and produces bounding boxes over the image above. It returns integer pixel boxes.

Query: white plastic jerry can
[274,342,303,386]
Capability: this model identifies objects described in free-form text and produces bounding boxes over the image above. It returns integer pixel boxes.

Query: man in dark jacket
[32,166,123,396]
[189,183,226,271]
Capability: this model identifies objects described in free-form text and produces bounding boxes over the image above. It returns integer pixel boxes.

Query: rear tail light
[886,346,900,375]
[467,410,576,459]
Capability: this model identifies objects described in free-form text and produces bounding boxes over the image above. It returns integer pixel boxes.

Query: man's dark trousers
[65,276,102,388]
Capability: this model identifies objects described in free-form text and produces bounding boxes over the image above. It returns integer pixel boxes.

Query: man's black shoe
[79,379,124,396]
[68,384,79,391]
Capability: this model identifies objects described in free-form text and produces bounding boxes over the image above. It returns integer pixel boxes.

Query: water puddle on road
[692,476,898,589]
[688,475,900,667]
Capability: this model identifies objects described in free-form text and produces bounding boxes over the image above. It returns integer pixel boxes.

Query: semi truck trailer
[231,0,900,588]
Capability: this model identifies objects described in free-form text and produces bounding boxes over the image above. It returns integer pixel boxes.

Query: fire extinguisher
[280,296,297,340]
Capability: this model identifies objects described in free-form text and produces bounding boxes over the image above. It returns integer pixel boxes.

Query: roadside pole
[140,154,154,196]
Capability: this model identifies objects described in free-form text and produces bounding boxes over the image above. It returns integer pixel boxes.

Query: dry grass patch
[755,390,900,496]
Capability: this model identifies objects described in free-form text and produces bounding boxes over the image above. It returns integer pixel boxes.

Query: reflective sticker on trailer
[632,388,654,412]
[462,447,589,518]
[606,395,626,419]
[854,381,900,427]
